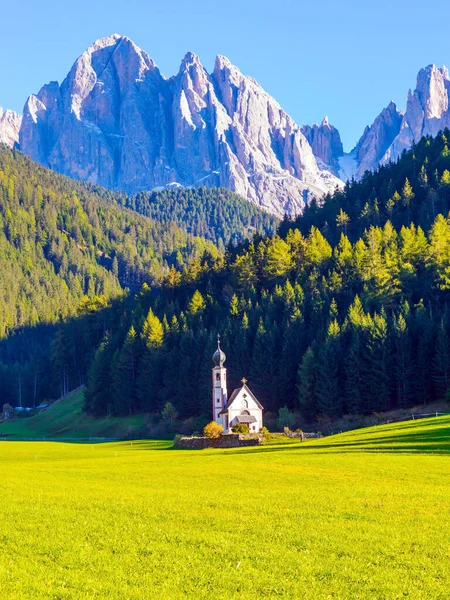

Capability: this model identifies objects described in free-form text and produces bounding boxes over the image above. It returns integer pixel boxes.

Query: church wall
[227,388,263,432]
[174,434,261,449]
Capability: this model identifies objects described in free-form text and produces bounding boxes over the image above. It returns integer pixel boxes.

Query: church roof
[236,414,257,424]
[222,383,264,412]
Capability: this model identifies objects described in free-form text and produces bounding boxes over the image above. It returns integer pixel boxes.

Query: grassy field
[0,417,449,599]
[0,389,149,439]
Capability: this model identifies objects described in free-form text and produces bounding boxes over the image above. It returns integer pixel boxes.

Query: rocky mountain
[307,65,450,182]
[7,37,450,213]
[303,103,403,182]
[18,34,342,217]
[301,117,344,176]
[0,107,21,147]
[381,65,450,165]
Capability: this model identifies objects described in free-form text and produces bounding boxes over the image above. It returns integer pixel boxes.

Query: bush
[203,421,223,439]
[231,423,249,434]
[259,426,271,442]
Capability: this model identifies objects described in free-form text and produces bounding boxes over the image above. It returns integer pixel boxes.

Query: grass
[0,417,449,598]
[0,389,149,439]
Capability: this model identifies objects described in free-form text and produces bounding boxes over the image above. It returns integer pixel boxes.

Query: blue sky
[2,0,450,150]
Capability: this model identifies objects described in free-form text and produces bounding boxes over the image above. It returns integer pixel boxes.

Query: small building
[212,336,263,433]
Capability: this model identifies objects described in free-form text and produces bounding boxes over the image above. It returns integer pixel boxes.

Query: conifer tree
[315,320,343,417]
[297,346,317,421]
[432,321,450,400]
[112,326,139,415]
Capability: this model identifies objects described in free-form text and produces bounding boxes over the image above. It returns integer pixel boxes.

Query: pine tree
[432,321,450,400]
[315,320,343,417]
[84,334,112,416]
[188,290,206,315]
[112,326,139,415]
[344,331,363,414]
[297,346,317,420]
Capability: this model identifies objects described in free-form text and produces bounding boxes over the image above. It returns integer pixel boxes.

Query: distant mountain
[382,65,450,164]
[0,144,218,338]
[301,117,344,176]
[3,38,450,214]
[307,65,450,182]
[0,107,21,147]
[17,35,342,218]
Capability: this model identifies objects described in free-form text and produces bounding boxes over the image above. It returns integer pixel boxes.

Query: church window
[216,373,220,381]
[242,399,248,409]
[241,410,250,416]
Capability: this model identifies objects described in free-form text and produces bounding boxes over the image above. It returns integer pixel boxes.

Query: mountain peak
[17,38,342,217]
[214,54,234,71]
[178,51,204,74]
[0,106,22,147]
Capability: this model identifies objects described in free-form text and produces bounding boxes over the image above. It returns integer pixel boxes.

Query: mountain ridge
[16,34,342,217]
[3,37,450,214]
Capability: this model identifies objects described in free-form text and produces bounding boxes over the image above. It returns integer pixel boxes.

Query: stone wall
[174,434,261,449]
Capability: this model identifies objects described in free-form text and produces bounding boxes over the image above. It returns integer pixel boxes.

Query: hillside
[0,145,222,406]
[0,144,219,332]
[83,132,450,420]
[289,128,450,243]
[1,417,449,598]
[0,389,149,439]
[126,187,278,249]
[3,132,450,422]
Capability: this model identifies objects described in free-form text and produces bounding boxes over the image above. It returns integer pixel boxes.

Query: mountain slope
[127,187,278,248]
[0,144,218,337]
[0,388,149,439]
[18,34,342,217]
[79,132,450,421]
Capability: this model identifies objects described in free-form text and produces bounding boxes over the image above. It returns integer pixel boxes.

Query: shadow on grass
[214,425,450,457]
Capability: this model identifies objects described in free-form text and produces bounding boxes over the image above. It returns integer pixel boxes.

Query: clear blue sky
[2,0,450,150]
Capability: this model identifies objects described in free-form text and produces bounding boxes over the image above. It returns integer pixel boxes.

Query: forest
[125,187,278,249]
[2,132,450,423]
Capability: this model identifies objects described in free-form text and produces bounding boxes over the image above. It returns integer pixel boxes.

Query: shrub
[231,423,249,434]
[161,402,178,425]
[259,427,271,442]
[203,421,223,439]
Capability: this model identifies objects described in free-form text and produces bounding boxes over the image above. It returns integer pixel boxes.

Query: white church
[212,336,263,433]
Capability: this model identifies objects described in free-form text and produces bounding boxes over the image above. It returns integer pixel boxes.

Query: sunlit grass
[0,389,148,439]
[0,417,449,598]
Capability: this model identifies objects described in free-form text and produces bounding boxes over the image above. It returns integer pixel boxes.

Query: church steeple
[212,335,228,426]
[212,334,226,367]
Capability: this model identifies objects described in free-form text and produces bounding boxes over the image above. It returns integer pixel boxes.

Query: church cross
[241,377,247,385]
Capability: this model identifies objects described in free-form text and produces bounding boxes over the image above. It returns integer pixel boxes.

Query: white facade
[212,337,263,433]
[222,384,264,433]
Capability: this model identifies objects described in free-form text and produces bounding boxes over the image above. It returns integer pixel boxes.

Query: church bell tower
[212,335,227,426]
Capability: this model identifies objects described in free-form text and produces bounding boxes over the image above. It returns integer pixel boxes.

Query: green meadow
[0,417,449,599]
[0,390,148,440]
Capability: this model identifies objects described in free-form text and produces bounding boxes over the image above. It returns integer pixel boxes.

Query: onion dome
[212,335,226,367]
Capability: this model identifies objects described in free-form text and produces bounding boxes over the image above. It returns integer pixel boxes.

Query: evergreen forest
[2,132,450,424]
